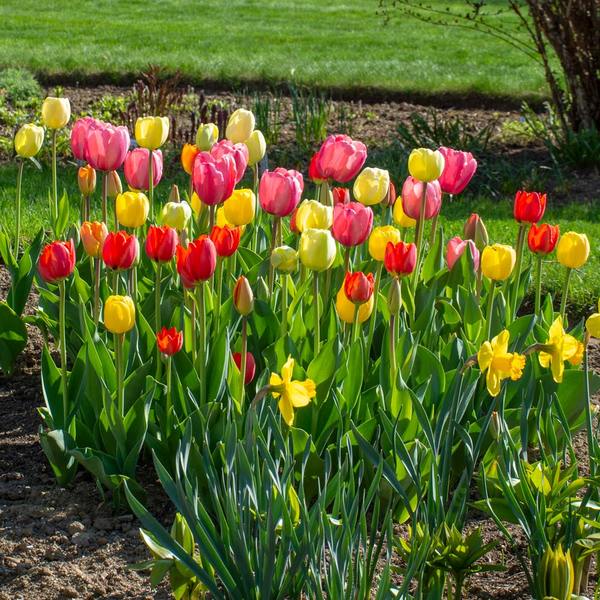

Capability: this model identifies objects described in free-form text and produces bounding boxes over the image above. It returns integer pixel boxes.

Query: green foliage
[289,84,331,150]
[0,67,42,105]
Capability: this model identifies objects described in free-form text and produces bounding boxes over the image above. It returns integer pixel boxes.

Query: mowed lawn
[0,0,548,100]
[0,163,596,312]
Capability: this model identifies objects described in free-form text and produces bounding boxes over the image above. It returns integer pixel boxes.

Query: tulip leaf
[0,301,27,375]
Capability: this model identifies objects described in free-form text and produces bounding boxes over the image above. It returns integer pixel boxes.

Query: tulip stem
[268,217,280,299]
[429,213,438,247]
[534,255,543,319]
[190,290,197,364]
[51,130,58,226]
[413,182,428,290]
[196,282,206,404]
[14,159,24,256]
[215,258,223,333]
[208,205,215,231]
[511,222,527,321]
[115,332,125,418]
[102,171,108,225]
[313,272,320,356]
[58,280,68,428]
[344,246,351,272]
[366,262,383,361]
[113,271,119,295]
[559,268,572,324]
[155,263,162,376]
[583,337,598,481]
[165,355,172,433]
[93,258,101,327]
[486,282,496,341]
[352,303,360,342]
[148,149,154,222]
[240,317,248,406]
[281,273,288,338]
[390,313,398,389]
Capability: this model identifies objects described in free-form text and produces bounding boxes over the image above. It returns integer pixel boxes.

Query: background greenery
[0,0,549,100]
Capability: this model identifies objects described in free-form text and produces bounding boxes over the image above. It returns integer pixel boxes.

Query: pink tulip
[70,117,100,162]
[124,148,163,191]
[401,177,442,220]
[259,168,303,217]
[332,202,373,247]
[438,147,477,195]
[211,140,248,184]
[85,122,130,172]
[314,135,367,183]
[192,151,237,206]
[446,236,480,270]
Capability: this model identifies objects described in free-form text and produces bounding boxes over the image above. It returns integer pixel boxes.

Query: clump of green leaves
[0,68,42,105]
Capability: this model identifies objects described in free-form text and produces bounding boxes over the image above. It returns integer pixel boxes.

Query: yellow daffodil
[269,356,316,426]
[477,330,526,397]
[538,317,584,383]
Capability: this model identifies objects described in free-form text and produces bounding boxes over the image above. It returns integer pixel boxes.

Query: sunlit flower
[269,356,316,426]
[477,330,526,397]
[538,317,584,383]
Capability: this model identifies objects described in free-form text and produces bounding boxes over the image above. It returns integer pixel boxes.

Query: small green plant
[90,93,130,124]
[253,91,282,145]
[0,68,42,105]
[289,84,331,150]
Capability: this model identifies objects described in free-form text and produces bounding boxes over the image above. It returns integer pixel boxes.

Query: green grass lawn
[0,162,597,314]
[0,0,549,101]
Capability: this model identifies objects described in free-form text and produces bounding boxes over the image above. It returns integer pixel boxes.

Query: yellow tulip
[269,356,316,426]
[190,191,203,217]
[295,200,333,232]
[586,300,600,338]
[368,225,401,262]
[407,148,445,182]
[336,286,374,324]
[477,329,526,397]
[245,130,266,166]
[538,317,584,383]
[271,246,298,273]
[135,116,169,150]
[14,124,44,158]
[196,123,218,151]
[298,228,336,271]
[481,244,516,281]
[556,231,590,269]
[161,200,192,231]
[393,198,417,228]
[104,295,136,334]
[225,108,255,143]
[41,97,71,129]
[223,188,256,226]
[116,191,149,228]
[353,167,390,206]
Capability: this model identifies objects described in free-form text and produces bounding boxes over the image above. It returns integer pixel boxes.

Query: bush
[0,68,42,105]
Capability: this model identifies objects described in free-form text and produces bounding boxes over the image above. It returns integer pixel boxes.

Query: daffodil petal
[288,379,316,407]
[278,397,295,426]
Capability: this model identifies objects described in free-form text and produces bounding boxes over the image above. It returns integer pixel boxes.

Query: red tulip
[102,230,139,270]
[176,236,217,288]
[210,225,241,257]
[70,117,100,162]
[124,148,163,191]
[446,236,480,270]
[332,187,351,205]
[308,152,325,183]
[85,121,130,172]
[332,202,373,247]
[401,177,442,220]
[313,135,367,183]
[463,213,489,250]
[438,147,477,195]
[344,271,375,304]
[259,168,304,217]
[513,190,546,223]
[210,140,248,184]
[192,151,237,206]
[39,239,76,283]
[384,241,417,277]
[145,225,178,262]
[528,223,559,255]
[232,351,256,384]
[156,326,183,356]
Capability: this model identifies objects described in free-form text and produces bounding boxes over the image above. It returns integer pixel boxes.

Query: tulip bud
[226,109,255,144]
[161,200,192,231]
[481,244,516,282]
[344,272,375,305]
[271,246,298,273]
[80,221,108,258]
[78,165,97,197]
[463,213,489,251]
[104,295,136,334]
[368,226,401,262]
[196,123,219,151]
[353,167,390,206]
[41,97,71,129]
[299,228,337,272]
[540,544,574,600]
[181,143,199,175]
[135,116,170,150]
[233,276,254,316]
[256,276,269,301]
[116,191,149,228]
[393,197,417,228]
[106,170,122,199]
[407,148,445,182]
[224,188,256,226]
[295,200,333,232]
[232,351,256,384]
[336,286,374,324]
[245,130,266,166]
[169,184,180,203]
[586,301,600,339]
[318,184,333,207]
[156,326,184,356]
[387,278,401,315]
[14,123,44,158]
[490,411,500,440]
[557,232,590,269]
